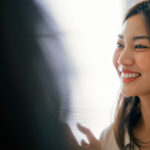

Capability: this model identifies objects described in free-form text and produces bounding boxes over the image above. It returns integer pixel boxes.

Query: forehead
[121,14,147,37]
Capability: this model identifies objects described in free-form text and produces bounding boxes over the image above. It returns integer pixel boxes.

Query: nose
[117,47,134,66]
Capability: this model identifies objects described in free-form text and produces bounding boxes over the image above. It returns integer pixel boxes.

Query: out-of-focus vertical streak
[38,0,123,143]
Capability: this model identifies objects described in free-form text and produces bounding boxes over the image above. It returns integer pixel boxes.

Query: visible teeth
[121,73,140,78]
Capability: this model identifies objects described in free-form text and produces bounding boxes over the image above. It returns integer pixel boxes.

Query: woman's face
[113,14,150,99]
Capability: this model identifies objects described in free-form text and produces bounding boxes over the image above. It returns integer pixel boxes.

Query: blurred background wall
[126,0,140,9]
[36,0,140,143]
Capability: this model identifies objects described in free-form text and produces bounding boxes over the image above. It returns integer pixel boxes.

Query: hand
[77,123,101,150]
[62,123,83,150]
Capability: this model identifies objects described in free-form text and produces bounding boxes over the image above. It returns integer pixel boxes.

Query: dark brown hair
[113,1,150,150]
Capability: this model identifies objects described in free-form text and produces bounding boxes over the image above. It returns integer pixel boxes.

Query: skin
[78,14,150,150]
[114,14,150,98]
[77,123,101,150]
[114,14,150,149]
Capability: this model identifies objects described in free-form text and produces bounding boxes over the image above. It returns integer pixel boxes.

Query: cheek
[113,50,120,73]
[137,52,150,72]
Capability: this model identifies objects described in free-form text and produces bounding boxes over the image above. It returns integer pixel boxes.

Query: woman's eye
[116,43,124,48]
[135,45,148,49]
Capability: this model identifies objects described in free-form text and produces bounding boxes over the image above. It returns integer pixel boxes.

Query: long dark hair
[113,1,150,150]
[0,0,78,149]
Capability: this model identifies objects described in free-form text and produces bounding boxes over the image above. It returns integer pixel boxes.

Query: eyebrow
[118,34,150,41]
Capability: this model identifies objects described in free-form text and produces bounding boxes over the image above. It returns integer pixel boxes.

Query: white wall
[126,0,141,9]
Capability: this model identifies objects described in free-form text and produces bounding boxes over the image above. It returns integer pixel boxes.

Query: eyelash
[116,43,148,49]
[135,45,148,49]
[116,43,124,48]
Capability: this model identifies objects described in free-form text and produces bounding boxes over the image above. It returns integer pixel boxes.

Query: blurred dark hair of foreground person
[0,0,80,149]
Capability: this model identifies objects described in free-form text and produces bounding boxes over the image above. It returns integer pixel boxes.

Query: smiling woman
[114,14,150,96]
[77,1,150,150]
[113,1,150,150]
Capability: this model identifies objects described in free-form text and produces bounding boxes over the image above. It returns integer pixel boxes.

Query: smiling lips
[120,70,141,83]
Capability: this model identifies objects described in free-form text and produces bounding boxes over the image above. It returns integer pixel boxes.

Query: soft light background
[37,0,124,143]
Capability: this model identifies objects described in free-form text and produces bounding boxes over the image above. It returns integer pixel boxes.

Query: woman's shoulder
[99,124,120,150]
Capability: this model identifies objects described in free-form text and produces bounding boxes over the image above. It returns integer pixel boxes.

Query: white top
[99,125,139,150]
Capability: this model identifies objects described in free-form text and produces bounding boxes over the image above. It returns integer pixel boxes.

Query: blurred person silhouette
[0,0,80,149]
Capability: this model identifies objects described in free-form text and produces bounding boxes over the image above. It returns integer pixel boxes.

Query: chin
[121,89,136,97]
